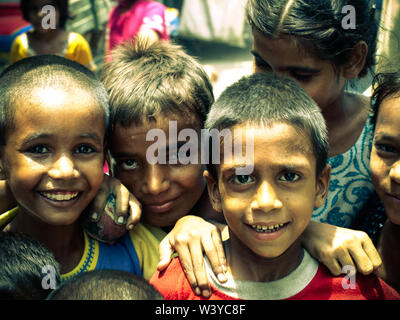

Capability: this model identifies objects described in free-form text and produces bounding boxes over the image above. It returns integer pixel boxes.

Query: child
[367,71,400,293]
[0,54,158,282]
[105,0,169,58]
[10,0,96,72]
[102,38,216,226]
[159,0,383,292]
[150,72,399,300]
[47,269,163,300]
[0,232,61,300]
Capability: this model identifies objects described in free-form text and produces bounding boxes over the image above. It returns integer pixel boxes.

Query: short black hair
[0,232,60,300]
[205,72,328,177]
[102,39,214,130]
[371,71,400,126]
[48,270,164,300]
[0,54,109,145]
[20,0,70,29]
[246,0,378,78]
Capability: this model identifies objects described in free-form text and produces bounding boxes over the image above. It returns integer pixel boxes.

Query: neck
[321,89,347,126]
[227,231,303,282]
[32,28,63,41]
[10,208,83,271]
[190,189,222,222]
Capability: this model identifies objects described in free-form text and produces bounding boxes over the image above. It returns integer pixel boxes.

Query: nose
[389,161,400,184]
[251,181,282,212]
[48,154,79,180]
[142,165,170,195]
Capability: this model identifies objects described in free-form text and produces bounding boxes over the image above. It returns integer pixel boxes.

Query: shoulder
[67,32,89,46]
[307,264,400,300]
[150,257,193,299]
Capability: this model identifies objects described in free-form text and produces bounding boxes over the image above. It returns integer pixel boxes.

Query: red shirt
[150,257,400,300]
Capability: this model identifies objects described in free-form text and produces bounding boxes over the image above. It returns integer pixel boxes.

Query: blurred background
[0,0,398,98]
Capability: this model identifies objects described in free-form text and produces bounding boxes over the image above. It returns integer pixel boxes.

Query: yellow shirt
[0,208,165,281]
[9,31,96,72]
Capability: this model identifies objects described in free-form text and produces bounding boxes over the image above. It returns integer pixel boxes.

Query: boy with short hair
[0,232,61,300]
[150,73,400,300]
[48,269,163,300]
[97,39,216,232]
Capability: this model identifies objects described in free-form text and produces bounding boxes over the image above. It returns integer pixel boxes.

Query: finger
[127,194,141,229]
[157,236,175,271]
[335,249,356,274]
[322,257,343,276]
[201,231,226,283]
[174,241,200,295]
[211,229,227,273]
[348,248,373,275]
[189,239,211,298]
[362,237,382,271]
[113,184,130,225]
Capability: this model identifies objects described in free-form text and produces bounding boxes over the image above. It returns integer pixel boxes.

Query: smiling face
[110,117,206,227]
[251,29,345,113]
[205,122,329,258]
[0,87,105,226]
[370,97,400,225]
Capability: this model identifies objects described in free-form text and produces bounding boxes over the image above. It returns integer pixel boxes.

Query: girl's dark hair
[20,0,70,29]
[246,0,378,78]
[371,71,400,126]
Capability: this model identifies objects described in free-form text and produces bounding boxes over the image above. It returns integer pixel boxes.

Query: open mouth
[250,223,288,233]
[39,191,80,202]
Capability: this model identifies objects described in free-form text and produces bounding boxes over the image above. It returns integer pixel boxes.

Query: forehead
[113,115,201,138]
[375,97,400,138]
[12,86,105,130]
[219,122,315,170]
[252,29,324,68]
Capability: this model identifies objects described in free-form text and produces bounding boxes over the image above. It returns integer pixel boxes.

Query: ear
[341,41,368,79]
[203,170,223,213]
[314,164,331,208]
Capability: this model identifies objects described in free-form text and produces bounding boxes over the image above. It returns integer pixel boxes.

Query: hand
[81,174,141,243]
[302,221,382,276]
[157,215,227,298]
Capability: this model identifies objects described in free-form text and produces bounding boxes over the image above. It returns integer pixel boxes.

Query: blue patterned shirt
[312,112,375,228]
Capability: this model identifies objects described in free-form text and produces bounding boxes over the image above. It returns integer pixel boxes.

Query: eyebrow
[21,132,103,146]
[250,50,321,74]
[374,133,399,143]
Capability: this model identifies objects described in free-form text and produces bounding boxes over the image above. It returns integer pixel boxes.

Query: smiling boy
[150,73,400,300]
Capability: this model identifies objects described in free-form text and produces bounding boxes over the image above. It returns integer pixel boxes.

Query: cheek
[114,170,139,196]
[370,152,388,190]
[174,165,205,189]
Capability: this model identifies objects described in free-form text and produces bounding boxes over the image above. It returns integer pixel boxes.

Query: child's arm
[158,215,227,298]
[158,217,383,298]
[301,220,382,275]
[81,174,141,242]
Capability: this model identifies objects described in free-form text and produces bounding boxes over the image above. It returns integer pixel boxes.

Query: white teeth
[251,223,285,233]
[40,192,79,201]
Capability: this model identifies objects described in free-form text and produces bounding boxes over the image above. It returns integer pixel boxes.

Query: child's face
[0,87,106,226]
[370,97,400,225]
[251,29,345,113]
[205,123,329,258]
[27,0,60,32]
[110,117,206,227]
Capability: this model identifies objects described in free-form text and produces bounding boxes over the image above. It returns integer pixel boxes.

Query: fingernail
[202,289,210,297]
[91,212,98,221]
[194,287,201,296]
[117,216,125,224]
[217,273,227,282]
